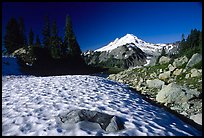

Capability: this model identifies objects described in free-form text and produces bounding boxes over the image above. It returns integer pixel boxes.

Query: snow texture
[2,57,201,136]
[2,75,201,136]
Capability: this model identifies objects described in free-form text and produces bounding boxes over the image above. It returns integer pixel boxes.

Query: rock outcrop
[173,56,188,68]
[186,53,202,69]
[156,83,200,106]
[82,44,147,69]
[159,56,171,65]
[190,113,202,125]
[146,79,164,89]
[108,53,202,125]
[56,109,125,132]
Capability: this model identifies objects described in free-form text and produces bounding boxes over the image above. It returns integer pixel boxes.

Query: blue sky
[2,2,202,52]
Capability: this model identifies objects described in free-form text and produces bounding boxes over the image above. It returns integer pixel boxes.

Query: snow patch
[2,75,201,136]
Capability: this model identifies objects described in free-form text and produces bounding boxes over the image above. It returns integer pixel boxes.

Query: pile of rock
[56,109,125,132]
[108,53,202,125]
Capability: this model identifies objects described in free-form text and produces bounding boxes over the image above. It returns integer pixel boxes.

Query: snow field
[2,75,201,136]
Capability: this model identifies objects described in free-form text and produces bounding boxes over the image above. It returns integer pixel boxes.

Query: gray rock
[168,64,176,72]
[190,113,202,125]
[12,47,27,56]
[150,72,157,78]
[173,56,188,68]
[106,116,121,132]
[147,55,158,66]
[191,68,202,77]
[185,74,190,79]
[156,83,200,104]
[159,56,171,64]
[146,79,164,89]
[173,69,183,76]
[158,71,171,81]
[186,53,202,69]
[56,109,125,132]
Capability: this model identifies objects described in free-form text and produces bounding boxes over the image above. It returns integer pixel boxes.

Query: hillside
[108,53,202,127]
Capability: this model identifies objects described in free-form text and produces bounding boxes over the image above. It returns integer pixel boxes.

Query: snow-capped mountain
[82,34,179,68]
[95,34,177,56]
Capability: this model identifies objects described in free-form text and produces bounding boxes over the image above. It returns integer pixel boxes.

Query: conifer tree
[42,15,51,48]
[18,17,27,48]
[64,15,82,57]
[35,35,41,47]
[4,17,22,54]
[29,28,34,46]
[50,18,61,58]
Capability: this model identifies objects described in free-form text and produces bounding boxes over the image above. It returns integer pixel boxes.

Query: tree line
[178,28,202,58]
[4,15,82,59]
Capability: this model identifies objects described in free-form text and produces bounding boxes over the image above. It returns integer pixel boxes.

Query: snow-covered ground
[2,56,201,136]
[2,75,202,136]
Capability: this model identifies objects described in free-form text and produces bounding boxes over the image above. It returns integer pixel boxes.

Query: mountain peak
[95,33,175,56]
[95,33,144,52]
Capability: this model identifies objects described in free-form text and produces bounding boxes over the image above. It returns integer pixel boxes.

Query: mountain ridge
[95,33,178,56]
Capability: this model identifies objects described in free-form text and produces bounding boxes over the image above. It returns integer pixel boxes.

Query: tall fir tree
[35,35,41,47]
[18,17,27,48]
[198,31,202,54]
[50,18,61,58]
[4,17,22,54]
[29,28,34,46]
[64,15,82,57]
[42,15,51,48]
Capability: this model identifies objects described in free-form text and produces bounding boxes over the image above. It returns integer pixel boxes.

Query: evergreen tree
[4,17,21,54]
[198,31,202,54]
[42,15,51,48]
[52,18,58,38]
[178,29,201,58]
[29,28,34,46]
[181,34,185,42]
[50,18,61,58]
[35,34,41,47]
[161,47,166,56]
[18,17,27,48]
[64,15,82,57]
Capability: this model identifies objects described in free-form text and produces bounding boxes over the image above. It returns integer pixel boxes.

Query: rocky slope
[108,53,202,126]
[82,34,179,69]
[83,43,147,68]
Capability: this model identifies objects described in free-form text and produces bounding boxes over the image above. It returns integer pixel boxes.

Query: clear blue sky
[2,2,202,52]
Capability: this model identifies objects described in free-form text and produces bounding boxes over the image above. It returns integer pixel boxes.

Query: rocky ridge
[82,34,179,69]
[108,53,202,125]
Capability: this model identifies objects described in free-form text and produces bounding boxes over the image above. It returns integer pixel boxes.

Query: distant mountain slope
[83,34,179,68]
[95,34,178,56]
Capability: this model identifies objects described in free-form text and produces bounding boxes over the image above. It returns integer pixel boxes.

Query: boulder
[158,71,171,81]
[185,74,190,79]
[146,79,164,89]
[190,113,202,125]
[156,83,200,104]
[12,47,27,56]
[150,72,157,78]
[168,64,176,72]
[173,69,183,76]
[186,53,202,69]
[56,109,125,132]
[173,56,188,68]
[159,56,171,65]
[191,68,202,77]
